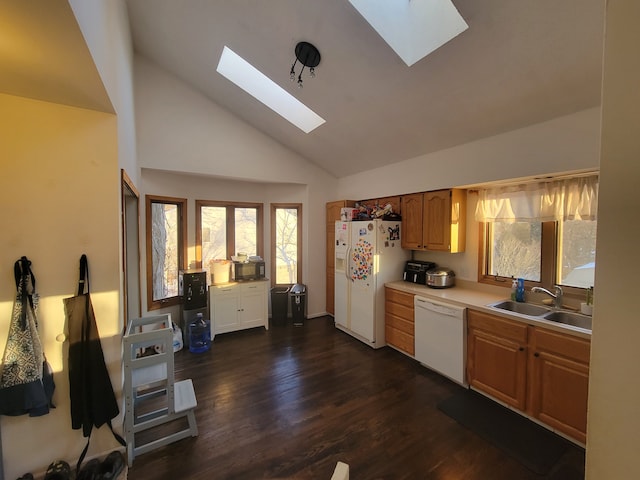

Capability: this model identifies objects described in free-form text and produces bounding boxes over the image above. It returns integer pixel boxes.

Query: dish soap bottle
[516,278,525,302]
[510,279,518,301]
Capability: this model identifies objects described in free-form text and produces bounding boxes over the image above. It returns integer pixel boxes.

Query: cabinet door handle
[519,347,525,351]
[534,352,540,357]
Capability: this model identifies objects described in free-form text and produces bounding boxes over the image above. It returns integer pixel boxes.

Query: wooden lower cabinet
[384,287,414,356]
[527,327,590,444]
[467,310,528,410]
[467,309,590,443]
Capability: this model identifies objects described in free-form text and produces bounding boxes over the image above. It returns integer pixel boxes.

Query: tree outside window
[146,195,187,310]
[196,201,263,270]
[271,204,302,285]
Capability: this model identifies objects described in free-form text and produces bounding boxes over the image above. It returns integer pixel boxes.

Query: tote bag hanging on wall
[0,256,55,417]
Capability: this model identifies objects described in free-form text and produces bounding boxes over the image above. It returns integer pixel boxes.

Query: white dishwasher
[414,295,467,386]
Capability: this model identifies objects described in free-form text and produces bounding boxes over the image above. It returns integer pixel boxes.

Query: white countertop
[385,280,592,339]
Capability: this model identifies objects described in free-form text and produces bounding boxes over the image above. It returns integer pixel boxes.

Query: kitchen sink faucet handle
[554,285,563,309]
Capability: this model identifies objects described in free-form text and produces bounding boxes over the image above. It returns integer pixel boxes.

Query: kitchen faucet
[531,285,564,309]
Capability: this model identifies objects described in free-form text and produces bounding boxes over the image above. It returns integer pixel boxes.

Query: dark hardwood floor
[128,316,585,479]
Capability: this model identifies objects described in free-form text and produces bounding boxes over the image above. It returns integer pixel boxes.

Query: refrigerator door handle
[345,246,351,281]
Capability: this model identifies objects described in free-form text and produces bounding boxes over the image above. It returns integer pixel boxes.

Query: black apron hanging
[0,256,55,417]
[63,254,124,471]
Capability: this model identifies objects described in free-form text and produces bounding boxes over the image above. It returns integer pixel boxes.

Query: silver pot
[426,267,456,288]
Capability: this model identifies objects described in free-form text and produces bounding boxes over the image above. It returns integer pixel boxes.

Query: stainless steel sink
[489,300,551,316]
[487,300,592,331]
[542,311,592,330]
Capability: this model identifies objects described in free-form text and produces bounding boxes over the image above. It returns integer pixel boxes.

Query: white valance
[475,175,598,222]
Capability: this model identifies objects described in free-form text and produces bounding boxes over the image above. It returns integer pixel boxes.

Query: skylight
[349,0,468,66]
[216,46,326,134]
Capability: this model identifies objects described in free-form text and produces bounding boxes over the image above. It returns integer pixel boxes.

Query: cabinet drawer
[385,288,414,308]
[210,284,239,296]
[385,326,414,355]
[468,310,528,344]
[240,281,266,295]
[385,312,414,335]
[386,301,414,322]
[530,327,590,363]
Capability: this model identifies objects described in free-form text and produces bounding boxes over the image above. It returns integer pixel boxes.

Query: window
[146,195,187,310]
[558,219,597,289]
[487,221,543,282]
[196,201,263,269]
[482,220,596,291]
[271,204,302,285]
[477,175,598,295]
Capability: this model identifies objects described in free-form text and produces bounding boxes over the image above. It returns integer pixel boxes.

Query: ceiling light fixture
[289,41,321,88]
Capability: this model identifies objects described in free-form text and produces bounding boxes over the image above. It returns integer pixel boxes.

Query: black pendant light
[290,41,321,88]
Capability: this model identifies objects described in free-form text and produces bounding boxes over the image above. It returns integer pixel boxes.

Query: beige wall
[585,1,640,478]
[0,93,121,479]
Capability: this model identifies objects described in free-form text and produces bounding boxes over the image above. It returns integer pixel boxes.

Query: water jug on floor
[189,313,211,353]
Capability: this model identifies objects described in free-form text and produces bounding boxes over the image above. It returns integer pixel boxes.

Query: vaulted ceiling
[126,0,605,178]
[0,1,605,179]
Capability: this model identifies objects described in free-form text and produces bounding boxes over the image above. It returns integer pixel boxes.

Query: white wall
[0,93,121,480]
[336,107,601,200]
[140,168,327,320]
[70,0,138,183]
[585,1,640,478]
[134,57,337,319]
[335,107,601,288]
[134,56,336,186]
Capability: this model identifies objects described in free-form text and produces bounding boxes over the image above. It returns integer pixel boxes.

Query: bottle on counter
[511,279,518,301]
[515,278,526,302]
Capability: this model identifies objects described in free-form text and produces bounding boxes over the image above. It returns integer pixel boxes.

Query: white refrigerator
[335,219,410,348]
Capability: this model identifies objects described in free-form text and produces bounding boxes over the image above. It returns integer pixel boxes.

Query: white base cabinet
[210,281,269,335]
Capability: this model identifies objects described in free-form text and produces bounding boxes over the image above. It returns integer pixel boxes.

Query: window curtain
[475,175,598,222]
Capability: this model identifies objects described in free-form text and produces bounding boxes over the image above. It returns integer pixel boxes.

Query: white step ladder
[123,314,198,466]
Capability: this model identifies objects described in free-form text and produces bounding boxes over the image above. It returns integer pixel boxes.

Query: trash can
[271,286,290,326]
[289,283,306,326]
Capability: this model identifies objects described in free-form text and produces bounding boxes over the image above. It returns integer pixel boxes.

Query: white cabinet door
[211,282,268,334]
[213,295,240,333]
[211,284,240,334]
[240,282,267,328]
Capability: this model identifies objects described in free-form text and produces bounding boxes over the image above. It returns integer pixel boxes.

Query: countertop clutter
[385,280,592,339]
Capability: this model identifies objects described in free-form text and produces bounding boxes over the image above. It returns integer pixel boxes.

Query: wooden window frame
[270,203,303,286]
[195,200,264,267]
[478,221,585,299]
[145,195,188,311]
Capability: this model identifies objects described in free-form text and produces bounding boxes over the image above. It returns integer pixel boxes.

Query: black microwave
[232,261,266,281]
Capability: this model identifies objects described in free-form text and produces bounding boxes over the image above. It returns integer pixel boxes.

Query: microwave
[232,261,266,281]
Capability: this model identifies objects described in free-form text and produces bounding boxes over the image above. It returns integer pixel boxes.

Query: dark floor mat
[438,389,571,475]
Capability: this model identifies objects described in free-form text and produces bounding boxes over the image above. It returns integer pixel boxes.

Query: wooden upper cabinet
[326,200,355,315]
[401,189,466,252]
[400,193,424,250]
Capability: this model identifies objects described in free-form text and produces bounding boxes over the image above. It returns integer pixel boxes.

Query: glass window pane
[275,208,298,284]
[559,220,597,288]
[151,202,179,301]
[201,206,227,267]
[234,207,257,256]
[489,222,541,281]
